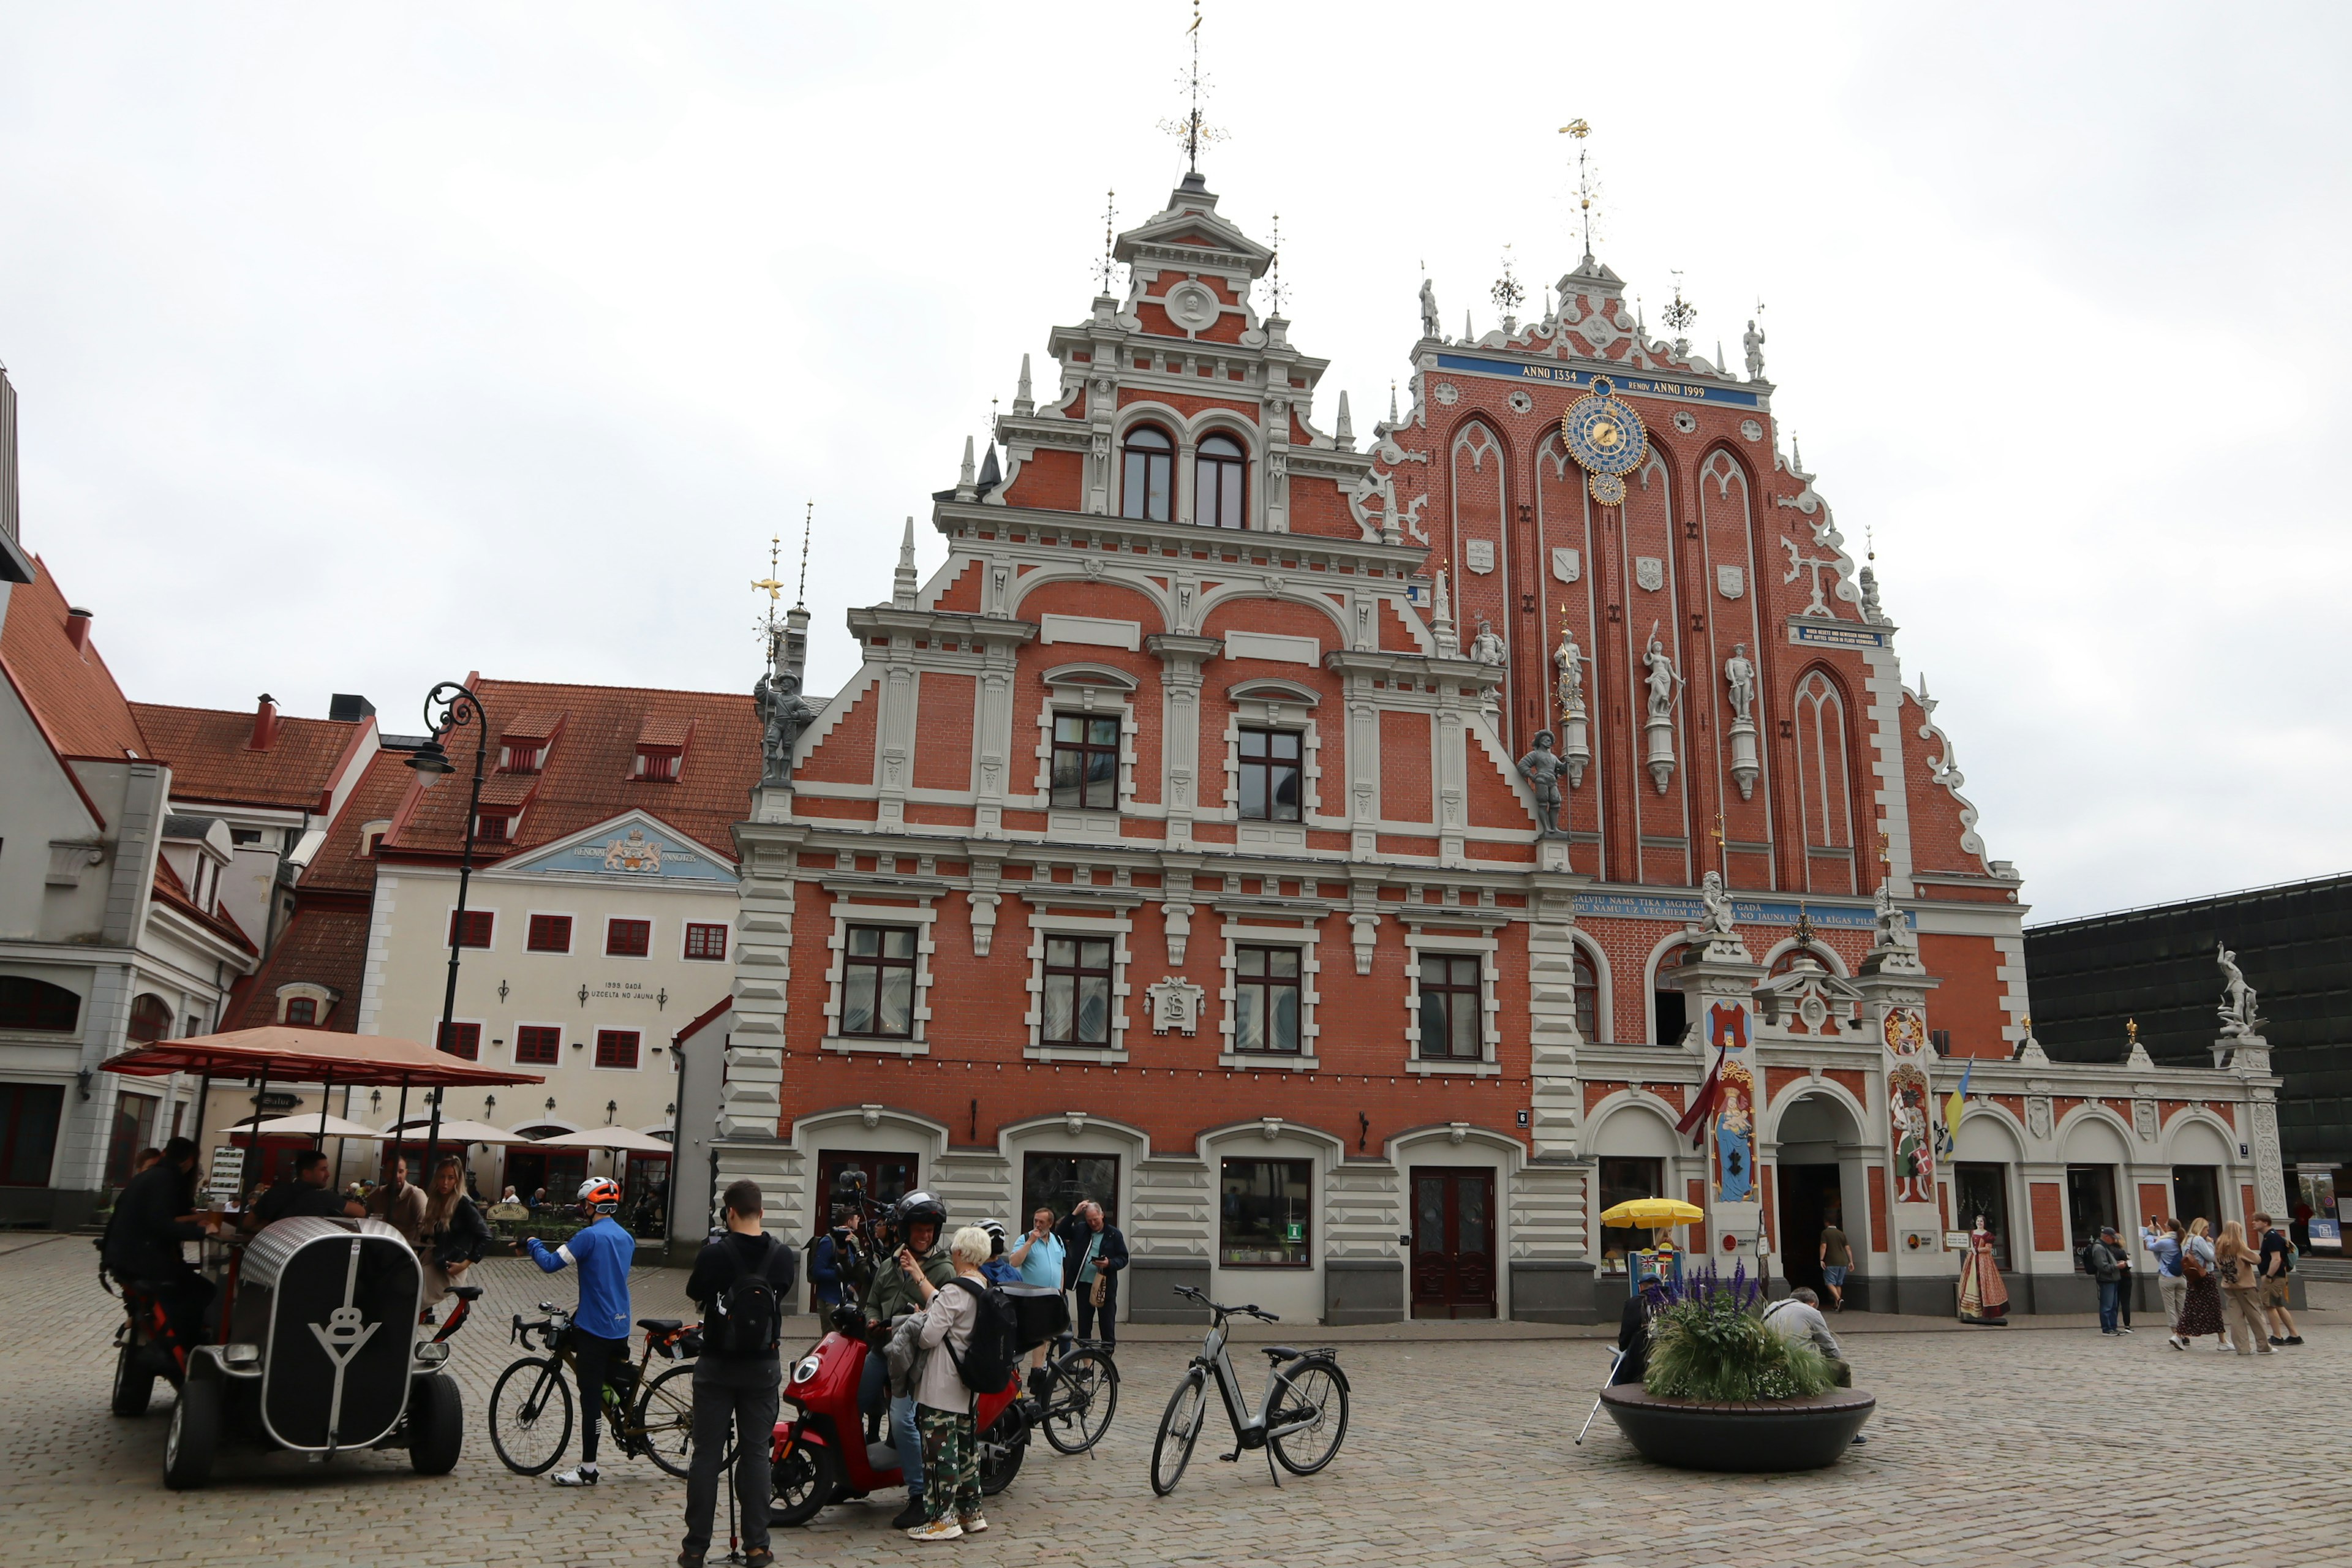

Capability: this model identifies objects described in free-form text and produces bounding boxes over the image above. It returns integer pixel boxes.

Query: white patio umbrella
[391,1118,538,1146]
[532,1126,674,1153]
[240,1112,382,1140]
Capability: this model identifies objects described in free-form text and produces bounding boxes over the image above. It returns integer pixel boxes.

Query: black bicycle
[1150,1286,1348,1495]
[1031,1330,1119,1455]
[488,1303,704,1477]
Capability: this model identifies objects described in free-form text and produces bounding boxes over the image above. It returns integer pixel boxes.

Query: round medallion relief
[1740,418,1764,442]
[1673,410,1698,434]
[1164,281,1221,333]
[1507,389,1535,414]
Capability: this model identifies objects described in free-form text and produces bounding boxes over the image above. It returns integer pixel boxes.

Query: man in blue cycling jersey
[527,1176,635,1486]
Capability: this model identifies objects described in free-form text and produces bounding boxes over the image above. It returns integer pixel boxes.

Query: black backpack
[943,1276,1020,1395]
[709,1235,786,1357]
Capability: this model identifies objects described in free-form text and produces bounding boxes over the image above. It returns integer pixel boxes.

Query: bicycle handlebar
[1172,1284,1278,1322]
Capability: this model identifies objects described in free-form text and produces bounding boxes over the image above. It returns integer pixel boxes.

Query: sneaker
[889,1501,929,1532]
[677,1555,704,1568]
[906,1519,963,1544]
[2289,1336,2305,1345]
[959,1513,989,1534]
[744,1552,774,1568]
[2168,1337,2185,1350]
[2117,1326,2133,1334]
[2268,1336,2286,1346]
[552,1464,599,1487]
[1849,1433,1870,1446]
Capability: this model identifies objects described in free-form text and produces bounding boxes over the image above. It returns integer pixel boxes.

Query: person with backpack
[679,1179,798,1568]
[2254,1211,2303,1346]
[895,1224,1008,1543]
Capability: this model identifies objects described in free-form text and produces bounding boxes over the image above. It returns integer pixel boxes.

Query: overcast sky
[2,3,2345,923]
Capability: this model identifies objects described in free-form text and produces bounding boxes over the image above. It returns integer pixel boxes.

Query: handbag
[1084,1233,1106,1306]
[2182,1244,2209,1283]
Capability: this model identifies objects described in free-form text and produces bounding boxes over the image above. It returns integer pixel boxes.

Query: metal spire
[1158,2,1224,175]
[796,500,811,607]
[1093,190,1118,294]
[1267,212,1285,315]
[1559,118,1597,262]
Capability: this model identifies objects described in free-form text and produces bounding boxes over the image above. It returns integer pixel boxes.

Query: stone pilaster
[1670,923,1766,1260]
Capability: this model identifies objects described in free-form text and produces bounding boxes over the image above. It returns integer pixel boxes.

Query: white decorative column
[1852,890,1947,1315]
[1670,896,1765,1264]
[1148,633,1218,850]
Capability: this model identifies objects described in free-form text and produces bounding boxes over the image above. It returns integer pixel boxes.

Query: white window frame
[1033,670,1140,837]
[1402,928,1502,1076]
[1220,692,1324,851]
[1218,918,1322,1072]
[273,981,338,1026]
[1023,910,1133,1063]
[822,900,939,1057]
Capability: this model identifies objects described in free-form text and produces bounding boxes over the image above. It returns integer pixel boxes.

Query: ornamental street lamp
[407,679,489,1182]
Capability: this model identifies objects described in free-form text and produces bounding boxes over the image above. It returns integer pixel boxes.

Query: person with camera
[861,1191,955,1531]
[679,1179,797,1568]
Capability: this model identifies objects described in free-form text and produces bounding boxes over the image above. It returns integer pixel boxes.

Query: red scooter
[769,1303,1029,1528]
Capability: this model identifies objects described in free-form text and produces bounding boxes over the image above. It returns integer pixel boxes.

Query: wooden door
[1410,1167,1497,1319]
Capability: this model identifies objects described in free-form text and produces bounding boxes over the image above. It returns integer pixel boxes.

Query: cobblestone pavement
[5,1233,2342,1568]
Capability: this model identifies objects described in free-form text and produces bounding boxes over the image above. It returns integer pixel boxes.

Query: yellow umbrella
[1597,1196,1706,1229]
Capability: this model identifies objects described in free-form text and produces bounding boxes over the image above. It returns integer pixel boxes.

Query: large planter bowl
[1599,1384,1875,1471]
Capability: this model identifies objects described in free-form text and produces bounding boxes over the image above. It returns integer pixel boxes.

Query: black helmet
[890,1190,947,1236]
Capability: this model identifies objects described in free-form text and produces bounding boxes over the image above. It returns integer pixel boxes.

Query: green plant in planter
[1643,1264,1838,1402]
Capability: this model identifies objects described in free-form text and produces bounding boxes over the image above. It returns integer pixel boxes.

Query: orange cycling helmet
[578,1177,623,1213]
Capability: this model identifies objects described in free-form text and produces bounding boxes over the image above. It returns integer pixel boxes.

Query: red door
[1411,1167,1497,1319]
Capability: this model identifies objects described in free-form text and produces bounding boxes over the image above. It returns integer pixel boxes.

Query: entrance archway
[1773,1091,1864,1303]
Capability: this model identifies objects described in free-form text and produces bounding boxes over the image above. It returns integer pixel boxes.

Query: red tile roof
[129,701,371,812]
[0,556,149,760]
[381,678,759,864]
[638,714,694,748]
[151,854,259,956]
[300,748,417,897]
[502,709,565,743]
[224,907,371,1030]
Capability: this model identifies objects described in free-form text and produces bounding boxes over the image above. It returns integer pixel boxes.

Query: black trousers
[573,1331,629,1463]
[1077,1275,1118,1348]
[682,1370,780,1556]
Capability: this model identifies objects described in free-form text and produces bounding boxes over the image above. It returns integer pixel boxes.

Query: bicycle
[488,1302,704,1477]
[1029,1330,1119,1455]
[1148,1284,1349,1496]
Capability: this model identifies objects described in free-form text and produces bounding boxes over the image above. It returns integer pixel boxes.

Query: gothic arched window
[1793,669,1856,895]
[1574,943,1602,1044]
[1120,425,1173,522]
[1196,432,1247,529]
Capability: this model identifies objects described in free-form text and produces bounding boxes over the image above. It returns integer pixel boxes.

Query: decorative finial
[1093,190,1119,294]
[1388,379,1399,424]
[1711,811,1726,870]
[956,435,977,500]
[752,533,788,648]
[893,516,918,609]
[989,396,999,438]
[1662,270,1697,356]
[1491,243,1524,333]
[1793,899,1816,949]
[1559,118,1597,260]
[1157,2,1224,176]
[1334,390,1352,448]
[796,501,812,607]
[1014,353,1035,415]
[1267,212,1285,315]
[2127,1017,2139,1042]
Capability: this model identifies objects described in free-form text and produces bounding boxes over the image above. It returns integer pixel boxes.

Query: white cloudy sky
[2,3,2344,922]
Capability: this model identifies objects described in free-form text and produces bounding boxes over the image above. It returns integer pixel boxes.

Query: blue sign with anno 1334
[1432,352,1765,409]
[1572,890,1907,933]
[503,815,738,883]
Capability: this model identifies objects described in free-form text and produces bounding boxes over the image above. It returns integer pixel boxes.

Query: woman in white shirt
[895,1224,992,1543]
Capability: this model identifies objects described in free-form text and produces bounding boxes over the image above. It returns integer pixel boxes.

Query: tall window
[1050,714,1121,811]
[527,914,573,953]
[595,1029,640,1069]
[1218,1157,1312,1267]
[105,1091,159,1186]
[842,925,916,1039]
[284,997,318,1026]
[1196,433,1246,528]
[1120,425,1173,521]
[0,976,81,1033]
[606,919,652,958]
[1237,728,1302,821]
[1417,954,1483,1060]
[1653,943,1689,1044]
[437,1021,481,1060]
[1597,1156,1664,1275]
[516,1025,562,1065]
[684,922,728,961]
[1794,669,1856,894]
[1573,945,1602,1044]
[127,993,175,1044]
[1042,937,1113,1045]
[450,910,495,949]
[0,1084,63,1186]
[1232,946,1302,1054]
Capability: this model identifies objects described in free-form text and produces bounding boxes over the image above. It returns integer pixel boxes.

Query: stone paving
[3,1231,2343,1568]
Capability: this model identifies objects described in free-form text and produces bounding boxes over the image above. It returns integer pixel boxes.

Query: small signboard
[1284,1221,1303,1243]
[1945,1231,1970,1251]
[206,1145,245,1205]
[2309,1218,2342,1251]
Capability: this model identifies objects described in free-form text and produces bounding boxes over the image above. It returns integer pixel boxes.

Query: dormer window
[1121,425,1173,521]
[497,710,564,772]
[635,747,680,782]
[475,811,515,844]
[1196,432,1247,528]
[633,714,692,782]
[500,742,544,774]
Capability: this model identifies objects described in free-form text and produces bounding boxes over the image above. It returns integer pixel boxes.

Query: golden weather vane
[752,535,786,603]
[1158,1,1225,174]
[1559,118,1597,260]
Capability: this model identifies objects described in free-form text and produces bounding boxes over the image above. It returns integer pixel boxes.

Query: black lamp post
[407,679,489,1185]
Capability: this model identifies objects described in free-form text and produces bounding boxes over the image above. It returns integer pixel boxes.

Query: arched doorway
[1773,1092,1863,1303]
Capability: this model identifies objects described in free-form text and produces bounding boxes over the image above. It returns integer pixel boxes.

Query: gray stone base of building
[1325,1258,1403,1324]
[1513,1259,1602,1324]
[0,1187,99,1231]
[1126,1254,1212,1322]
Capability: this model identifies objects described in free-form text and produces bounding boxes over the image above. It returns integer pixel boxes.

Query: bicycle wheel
[1267,1357,1349,1476]
[635,1363,702,1479]
[489,1356,574,1476]
[1041,1346,1119,1455]
[1148,1367,1210,1496]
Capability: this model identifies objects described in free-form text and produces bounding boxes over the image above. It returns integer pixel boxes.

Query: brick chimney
[249,693,280,750]
[64,606,92,651]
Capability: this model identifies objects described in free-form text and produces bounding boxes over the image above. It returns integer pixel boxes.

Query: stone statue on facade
[1643,633,1681,721]
[2216,943,2263,1038]
[1420,277,1441,341]
[1743,317,1766,382]
[1469,617,1506,666]
[753,669,815,786]
[1695,869,1736,936]
[1724,642,1755,723]
[1554,624,1585,712]
[1873,878,1917,951]
[1515,731,1567,837]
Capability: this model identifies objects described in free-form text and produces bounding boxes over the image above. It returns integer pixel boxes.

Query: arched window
[1793,669,1856,894]
[127,993,175,1044]
[1651,944,1689,1046]
[1120,426,1173,521]
[1574,944,1602,1044]
[0,976,81,1033]
[1196,432,1247,528]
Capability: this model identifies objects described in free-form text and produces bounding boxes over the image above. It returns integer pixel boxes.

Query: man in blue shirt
[527,1177,635,1486]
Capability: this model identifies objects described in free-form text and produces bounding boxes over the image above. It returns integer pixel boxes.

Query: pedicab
[97,1026,545,1488]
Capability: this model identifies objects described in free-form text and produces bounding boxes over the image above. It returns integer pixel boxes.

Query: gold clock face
[1561,375,1647,480]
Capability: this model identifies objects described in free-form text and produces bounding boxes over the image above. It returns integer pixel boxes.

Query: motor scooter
[769,1305,1028,1527]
